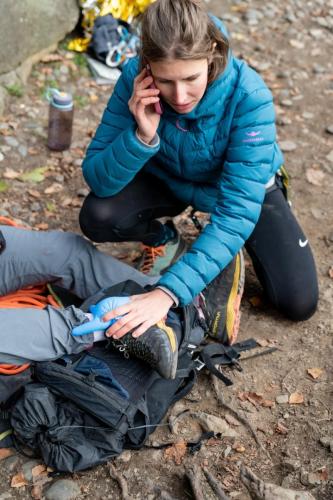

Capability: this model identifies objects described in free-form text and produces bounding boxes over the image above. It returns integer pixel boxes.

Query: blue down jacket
[82,20,284,306]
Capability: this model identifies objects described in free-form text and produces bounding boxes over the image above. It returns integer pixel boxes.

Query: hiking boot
[109,320,178,379]
[201,250,245,345]
[138,222,187,276]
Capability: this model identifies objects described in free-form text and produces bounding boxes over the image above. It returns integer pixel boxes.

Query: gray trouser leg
[0,226,156,363]
[0,306,92,364]
[0,226,155,298]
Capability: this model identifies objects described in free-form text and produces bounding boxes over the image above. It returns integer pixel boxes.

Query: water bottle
[47,89,74,151]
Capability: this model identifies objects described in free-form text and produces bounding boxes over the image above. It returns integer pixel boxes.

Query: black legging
[79,172,318,321]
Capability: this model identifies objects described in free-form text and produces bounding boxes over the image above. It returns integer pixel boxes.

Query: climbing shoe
[201,250,245,345]
[109,320,178,379]
[138,222,187,276]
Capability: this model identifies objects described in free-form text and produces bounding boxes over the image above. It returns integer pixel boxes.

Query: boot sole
[225,250,245,344]
[156,321,178,379]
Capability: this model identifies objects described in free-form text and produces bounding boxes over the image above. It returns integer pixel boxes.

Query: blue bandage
[72,296,130,337]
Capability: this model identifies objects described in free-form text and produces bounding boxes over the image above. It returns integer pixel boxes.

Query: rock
[77,187,89,197]
[326,125,333,135]
[326,150,333,163]
[243,10,260,25]
[0,493,13,499]
[302,112,314,120]
[0,86,8,117]
[309,28,324,39]
[45,479,81,500]
[18,145,28,157]
[224,445,232,458]
[0,151,4,162]
[282,459,301,472]
[31,202,42,212]
[191,411,238,437]
[241,466,316,500]
[116,450,132,463]
[4,136,19,147]
[277,116,292,126]
[280,141,297,152]
[280,99,293,107]
[276,394,289,404]
[319,436,333,452]
[311,208,325,219]
[0,1,80,75]
[22,459,42,481]
[312,63,326,74]
[2,455,20,473]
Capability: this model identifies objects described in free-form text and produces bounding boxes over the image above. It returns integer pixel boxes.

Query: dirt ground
[0,0,332,498]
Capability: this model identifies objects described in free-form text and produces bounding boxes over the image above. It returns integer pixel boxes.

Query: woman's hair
[140,0,229,82]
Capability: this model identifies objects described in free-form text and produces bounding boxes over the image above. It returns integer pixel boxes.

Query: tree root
[184,464,205,500]
[240,465,316,500]
[203,467,230,500]
[108,462,131,500]
[211,375,269,457]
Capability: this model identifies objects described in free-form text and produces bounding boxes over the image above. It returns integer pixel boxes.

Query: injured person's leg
[0,295,178,379]
[0,226,177,378]
[0,225,157,299]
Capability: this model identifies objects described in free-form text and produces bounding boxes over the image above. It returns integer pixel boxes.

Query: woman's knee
[79,195,119,241]
[278,286,319,321]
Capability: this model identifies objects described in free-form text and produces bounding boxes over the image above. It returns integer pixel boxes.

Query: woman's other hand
[103,288,174,338]
[128,67,161,144]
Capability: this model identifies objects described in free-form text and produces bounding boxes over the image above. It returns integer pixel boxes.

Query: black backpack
[2,280,257,472]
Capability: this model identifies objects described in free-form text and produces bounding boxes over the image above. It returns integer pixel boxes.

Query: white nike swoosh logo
[299,239,308,248]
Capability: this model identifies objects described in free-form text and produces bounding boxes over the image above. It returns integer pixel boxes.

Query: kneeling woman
[79,0,318,342]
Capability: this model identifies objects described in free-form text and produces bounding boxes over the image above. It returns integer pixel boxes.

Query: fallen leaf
[19,167,48,183]
[275,422,289,435]
[35,223,49,231]
[3,168,20,179]
[262,399,275,408]
[0,180,9,192]
[306,168,325,186]
[0,448,13,460]
[164,439,187,465]
[289,39,305,49]
[28,147,39,155]
[318,467,328,481]
[238,392,275,408]
[44,182,63,194]
[307,368,323,380]
[40,54,63,63]
[328,266,333,279]
[31,465,46,477]
[249,296,262,307]
[89,94,99,102]
[31,484,43,499]
[289,392,304,404]
[256,338,269,347]
[11,472,28,488]
[28,189,41,198]
[233,443,245,453]
[231,4,248,12]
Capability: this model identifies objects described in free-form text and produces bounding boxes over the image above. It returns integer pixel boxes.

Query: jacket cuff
[155,286,179,307]
[135,129,160,148]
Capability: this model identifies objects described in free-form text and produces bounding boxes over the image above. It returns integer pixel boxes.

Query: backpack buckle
[194,357,205,371]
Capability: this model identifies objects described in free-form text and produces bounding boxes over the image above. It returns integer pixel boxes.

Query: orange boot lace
[140,244,166,274]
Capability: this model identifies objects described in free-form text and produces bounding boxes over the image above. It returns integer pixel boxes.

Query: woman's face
[149,58,209,114]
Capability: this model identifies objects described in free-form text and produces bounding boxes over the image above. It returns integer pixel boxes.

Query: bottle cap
[46,88,73,110]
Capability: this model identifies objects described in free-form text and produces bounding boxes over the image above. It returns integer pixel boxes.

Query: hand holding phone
[146,64,163,115]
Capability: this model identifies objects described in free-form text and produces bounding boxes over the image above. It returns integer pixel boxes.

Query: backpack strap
[177,339,258,386]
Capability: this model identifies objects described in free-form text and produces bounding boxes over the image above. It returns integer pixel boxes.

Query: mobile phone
[146,64,163,115]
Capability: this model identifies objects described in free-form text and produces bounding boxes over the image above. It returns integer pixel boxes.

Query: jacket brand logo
[246,131,261,137]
